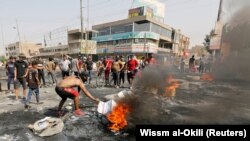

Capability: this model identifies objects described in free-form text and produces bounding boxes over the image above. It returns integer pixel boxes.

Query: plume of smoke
[213,1,250,82]
[116,64,178,128]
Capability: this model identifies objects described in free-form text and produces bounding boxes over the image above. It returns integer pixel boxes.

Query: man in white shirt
[59,55,71,79]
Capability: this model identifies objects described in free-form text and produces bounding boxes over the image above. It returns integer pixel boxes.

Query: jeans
[119,71,125,86]
[112,71,119,86]
[7,75,15,90]
[48,71,57,83]
[26,88,39,104]
[87,70,92,84]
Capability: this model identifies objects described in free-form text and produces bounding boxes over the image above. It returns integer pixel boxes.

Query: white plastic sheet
[97,100,117,115]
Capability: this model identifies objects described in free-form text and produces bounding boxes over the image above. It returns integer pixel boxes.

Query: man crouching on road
[55,72,99,117]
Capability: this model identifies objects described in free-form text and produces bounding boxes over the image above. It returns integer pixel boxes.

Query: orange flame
[107,103,130,132]
[163,75,179,97]
[201,73,214,81]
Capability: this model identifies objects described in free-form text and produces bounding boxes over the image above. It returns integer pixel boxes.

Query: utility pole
[80,0,84,55]
[85,0,89,56]
[217,0,223,22]
[213,0,223,57]
[16,19,22,53]
[143,32,146,57]
[1,24,5,55]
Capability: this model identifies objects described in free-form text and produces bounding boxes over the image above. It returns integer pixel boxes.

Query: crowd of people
[2,53,157,116]
[96,54,157,89]
[2,52,218,116]
[178,54,213,73]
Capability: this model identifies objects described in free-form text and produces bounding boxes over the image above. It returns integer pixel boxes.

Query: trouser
[74,71,79,77]
[105,69,111,85]
[87,70,92,84]
[38,69,46,85]
[112,71,119,86]
[62,71,70,79]
[7,75,15,90]
[26,88,39,104]
[199,63,205,73]
[48,71,57,83]
[119,71,125,86]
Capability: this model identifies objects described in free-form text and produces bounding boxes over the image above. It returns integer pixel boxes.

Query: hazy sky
[0,0,220,55]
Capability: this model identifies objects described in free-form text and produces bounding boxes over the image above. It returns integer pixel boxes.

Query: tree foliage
[203,30,214,54]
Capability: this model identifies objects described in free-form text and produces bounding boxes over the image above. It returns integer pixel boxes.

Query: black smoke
[213,0,250,82]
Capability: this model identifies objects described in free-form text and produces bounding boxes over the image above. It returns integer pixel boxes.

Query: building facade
[6,42,42,58]
[68,29,97,55]
[92,6,189,56]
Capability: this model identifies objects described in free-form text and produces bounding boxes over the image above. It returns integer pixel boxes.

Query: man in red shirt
[127,55,138,89]
[104,56,113,86]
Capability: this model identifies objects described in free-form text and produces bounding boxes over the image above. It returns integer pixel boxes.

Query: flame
[107,103,130,132]
[201,73,214,81]
[163,75,179,97]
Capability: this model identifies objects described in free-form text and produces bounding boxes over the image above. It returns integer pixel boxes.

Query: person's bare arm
[120,62,125,71]
[24,68,29,78]
[45,63,49,70]
[77,79,99,102]
[52,63,56,71]
[59,63,64,70]
[76,60,80,72]
[14,67,17,80]
[35,70,40,85]
[5,64,9,75]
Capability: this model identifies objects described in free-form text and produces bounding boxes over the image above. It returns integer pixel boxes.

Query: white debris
[97,100,117,115]
[65,106,72,111]
[28,117,64,137]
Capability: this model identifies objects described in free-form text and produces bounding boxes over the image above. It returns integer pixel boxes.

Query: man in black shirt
[14,53,28,100]
[5,56,16,93]
[85,56,93,84]
[189,55,195,72]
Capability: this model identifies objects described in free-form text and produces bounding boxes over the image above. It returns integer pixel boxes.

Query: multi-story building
[6,41,42,58]
[92,6,189,56]
[67,29,97,55]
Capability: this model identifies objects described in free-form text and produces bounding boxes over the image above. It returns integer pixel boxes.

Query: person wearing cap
[5,56,16,93]
[14,53,28,100]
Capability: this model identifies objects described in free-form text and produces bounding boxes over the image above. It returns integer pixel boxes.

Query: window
[134,22,150,32]
[111,24,133,34]
[98,27,110,36]
[151,23,172,39]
